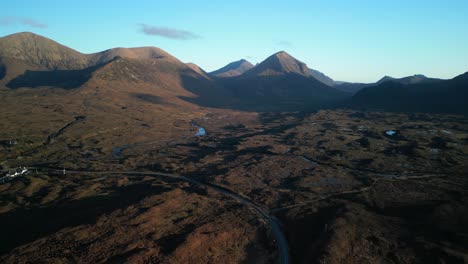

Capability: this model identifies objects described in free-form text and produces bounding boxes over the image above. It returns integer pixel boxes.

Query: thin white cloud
[140,24,200,40]
[21,18,47,28]
[0,16,47,28]
[276,40,293,48]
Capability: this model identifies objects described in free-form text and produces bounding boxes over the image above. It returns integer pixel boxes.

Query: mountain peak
[0,32,62,47]
[244,51,311,77]
[91,47,176,65]
[273,50,292,57]
[209,59,254,78]
[270,51,300,63]
[378,75,395,83]
[2,32,47,39]
[413,74,427,78]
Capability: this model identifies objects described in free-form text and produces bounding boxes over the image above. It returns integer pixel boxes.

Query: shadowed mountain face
[0,60,5,80]
[211,52,349,111]
[334,82,371,94]
[6,66,99,89]
[219,73,347,111]
[209,59,254,78]
[349,72,468,114]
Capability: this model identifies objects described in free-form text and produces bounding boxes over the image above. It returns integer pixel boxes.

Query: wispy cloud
[276,40,293,48]
[0,16,47,28]
[140,24,200,40]
[0,17,15,26]
[20,18,47,28]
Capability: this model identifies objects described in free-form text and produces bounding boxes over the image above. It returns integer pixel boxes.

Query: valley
[0,31,467,263]
[1,106,467,263]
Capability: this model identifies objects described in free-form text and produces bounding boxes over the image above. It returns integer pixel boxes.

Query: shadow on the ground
[0,182,172,254]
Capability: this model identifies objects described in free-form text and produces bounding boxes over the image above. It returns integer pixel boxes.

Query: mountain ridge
[376,74,441,85]
[1,32,466,113]
[349,72,468,114]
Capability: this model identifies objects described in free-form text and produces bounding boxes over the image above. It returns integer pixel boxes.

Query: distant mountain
[209,59,254,78]
[240,51,336,86]
[217,51,349,111]
[308,68,335,87]
[4,32,462,114]
[349,73,468,114]
[243,51,311,77]
[334,74,442,95]
[377,74,441,85]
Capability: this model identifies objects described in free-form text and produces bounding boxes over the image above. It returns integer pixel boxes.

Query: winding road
[35,168,290,264]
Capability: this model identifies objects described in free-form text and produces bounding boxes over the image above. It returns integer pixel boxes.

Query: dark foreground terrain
[1,109,467,263]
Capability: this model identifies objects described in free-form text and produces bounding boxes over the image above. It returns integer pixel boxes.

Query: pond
[195,126,206,136]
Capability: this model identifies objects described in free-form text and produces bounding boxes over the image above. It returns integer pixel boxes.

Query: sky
[1,0,468,83]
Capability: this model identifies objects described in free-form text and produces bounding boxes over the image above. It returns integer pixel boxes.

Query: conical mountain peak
[244,51,311,77]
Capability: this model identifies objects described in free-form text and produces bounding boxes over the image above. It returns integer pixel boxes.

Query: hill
[350,72,468,114]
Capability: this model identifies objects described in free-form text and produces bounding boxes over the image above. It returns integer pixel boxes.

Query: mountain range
[0,32,467,114]
[349,72,468,114]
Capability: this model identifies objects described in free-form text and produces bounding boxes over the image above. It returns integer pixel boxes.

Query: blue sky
[1,0,468,82]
